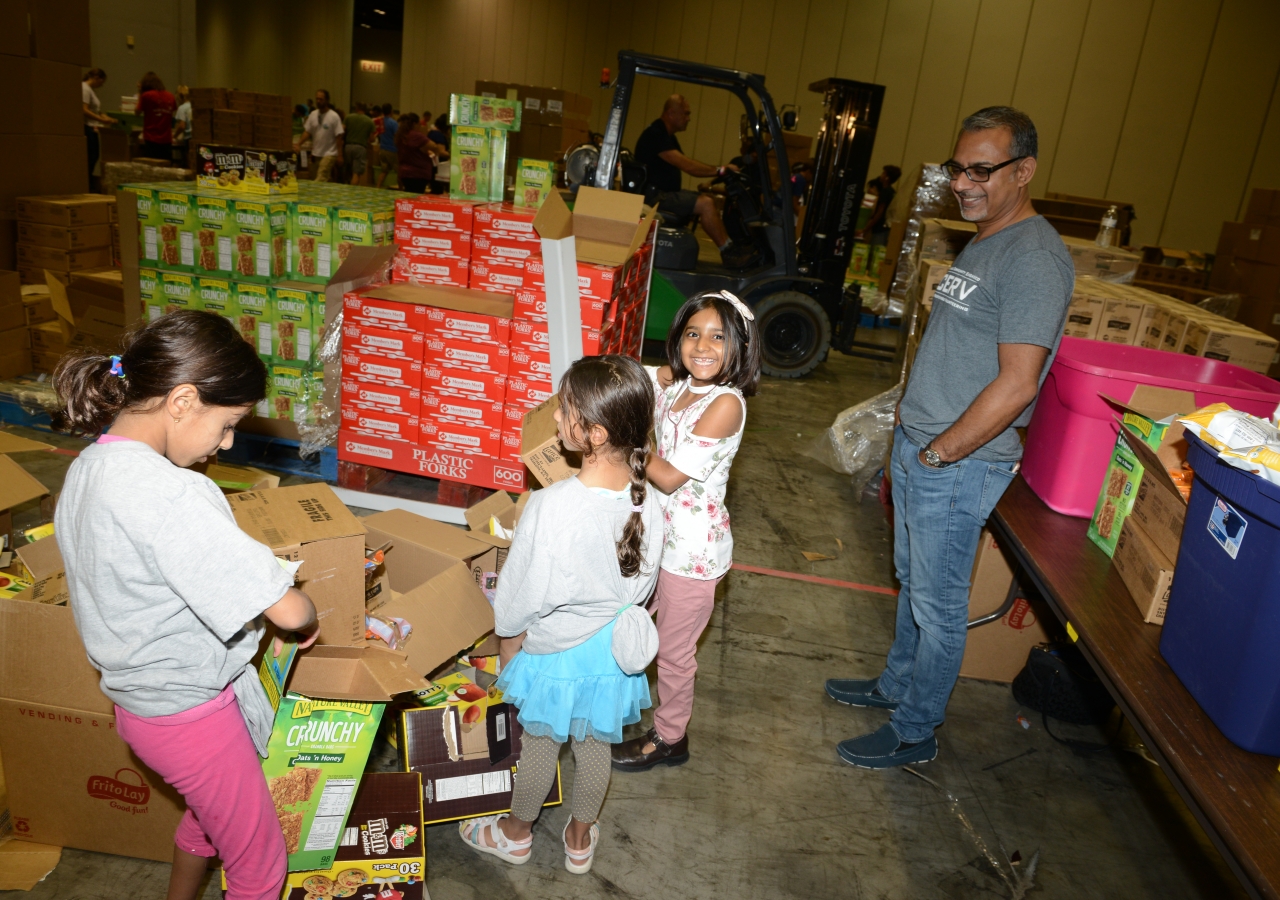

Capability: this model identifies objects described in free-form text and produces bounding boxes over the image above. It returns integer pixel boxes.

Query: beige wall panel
[762,0,812,112]
[1010,0,1090,199]
[1239,79,1280,221]
[476,0,499,83]
[953,0,1033,133]
[1162,0,1280,250]
[834,0,888,83]
[492,0,516,84]
[679,0,715,164]
[1106,0,1219,247]
[899,0,981,172]
[523,0,550,91]
[705,0,744,163]
[797,0,847,102]
[867,0,933,178]
[621,5,663,149]
[1047,0,1153,198]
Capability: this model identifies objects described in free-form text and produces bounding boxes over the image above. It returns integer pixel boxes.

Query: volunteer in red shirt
[137,71,176,161]
[394,113,434,195]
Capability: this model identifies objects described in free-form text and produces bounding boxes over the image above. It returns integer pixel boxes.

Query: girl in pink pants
[612,291,761,772]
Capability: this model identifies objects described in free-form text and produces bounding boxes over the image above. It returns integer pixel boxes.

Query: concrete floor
[0,333,1250,900]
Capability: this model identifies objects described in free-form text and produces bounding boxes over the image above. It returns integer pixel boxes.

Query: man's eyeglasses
[941,157,1027,183]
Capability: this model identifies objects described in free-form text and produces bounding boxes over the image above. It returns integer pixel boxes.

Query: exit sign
[360,60,385,73]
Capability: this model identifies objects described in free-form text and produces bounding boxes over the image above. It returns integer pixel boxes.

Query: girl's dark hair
[394,113,418,150]
[666,291,762,397]
[139,71,165,93]
[52,310,267,437]
[558,355,653,578]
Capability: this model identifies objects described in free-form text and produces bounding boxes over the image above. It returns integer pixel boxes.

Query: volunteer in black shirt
[635,94,753,269]
[859,165,901,244]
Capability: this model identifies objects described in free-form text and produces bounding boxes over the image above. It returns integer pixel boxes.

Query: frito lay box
[341,406,421,442]
[344,289,429,333]
[422,335,509,374]
[342,350,423,390]
[420,394,504,428]
[341,377,422,418]
[393,226,472,256]
[394,196,475,233]
[421,361,507,402]
[391,252,470,287]
[278,773,425,896]
[420,417,502,457]
[342,322,425,361]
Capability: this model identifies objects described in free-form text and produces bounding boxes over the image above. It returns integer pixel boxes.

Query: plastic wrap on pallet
[886,164,959,318]
[297,309,343,459]
[804,383,904,491]
[1196,292,1242,320]
[0,376,60,413]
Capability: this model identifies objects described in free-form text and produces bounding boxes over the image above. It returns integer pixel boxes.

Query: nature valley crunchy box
[449,93,522,131]
[124,186,161,264]
[335,208,377,268]
[263,365,318,425]
[232,281,273,358]
[271,286,321,367]
[514,159,553,207]
[450,126,491,202]
[231,199,277,283]
[196,276,234,324]
[292,203,335,283]
[270,201,290,277]
[157,272,197,318]
[262,694,385,872]
[139,267,160,322]
[156,189,196,271]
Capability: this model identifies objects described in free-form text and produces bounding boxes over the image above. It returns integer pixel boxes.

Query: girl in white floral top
[612,291,761,772]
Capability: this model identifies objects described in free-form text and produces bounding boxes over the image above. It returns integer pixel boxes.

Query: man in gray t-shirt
[826,107,1073,768]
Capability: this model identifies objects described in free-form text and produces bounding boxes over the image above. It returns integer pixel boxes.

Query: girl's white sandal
[563,820,600,874]
[459,814,532,865]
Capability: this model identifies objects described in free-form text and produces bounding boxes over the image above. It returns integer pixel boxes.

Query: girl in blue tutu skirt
[459,355,664,875]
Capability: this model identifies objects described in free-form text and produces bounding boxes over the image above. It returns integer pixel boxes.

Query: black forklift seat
[622,160,697,230]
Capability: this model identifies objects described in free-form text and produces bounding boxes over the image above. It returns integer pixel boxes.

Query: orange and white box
[393,226,472,257]
[341,377,422,418]
[472,233,541,266]
[420,415,503,458]
[473,202,538,239]
[505,372,553,408]
[395,197,475,233]
[470,259,544,292]
[391,251,470,287]
[500,428,523,462]
[341,321,424,361]
[422,305,511,345]
[341,351,422,390]
[577,261,622,301]
[421,361,506,402]
[419,393,504,429]
[509,347,552,381]
[344,289,428,333]
[422,334,510,375]
[340,406,420,442]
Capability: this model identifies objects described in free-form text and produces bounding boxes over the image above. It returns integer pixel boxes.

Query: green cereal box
[373,209,395,246]
[264,365,320,425]
[449,93,522,131]
[139,267,161,322]
[334,208,376,270]
[262,694,384,871]
[233,281,273,357]
[488,129,508,202]
[450,126,491,201]
[269,202,290,278]
[271,287,319,367]
[1087,427,1144,558]
[195,193,235,276]
[514,158,554,207]
[231,199,275,283]
[156,188,196,271]
[291,203,335,283]
[196,276,234,324]
[123,186,161,265]
[158,271,197,317]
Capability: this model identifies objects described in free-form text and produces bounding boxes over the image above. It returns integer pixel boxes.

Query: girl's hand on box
[295,619,321,650]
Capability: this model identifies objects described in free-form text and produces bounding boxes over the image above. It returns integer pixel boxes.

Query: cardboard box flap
[0,598,111,713]
[289,645,430,701]
[533,189,573,240]
[378,563,495,676]
[1102,386,1198,423]
[361,282,515,319]
[463,490,517,531]
[1122,419,1189,502]
[16,534,63,581]
[331,244,397,284]
[0,431,53,454]
[578,208,656,266]
[229,483,365,550]
[572,187,645,243]
[0,455,50,511]
[363,508,494,564]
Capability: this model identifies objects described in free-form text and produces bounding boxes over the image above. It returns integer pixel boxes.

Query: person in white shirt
[82,68,116,184]
[172,85,192,166]
[302,89,344,182]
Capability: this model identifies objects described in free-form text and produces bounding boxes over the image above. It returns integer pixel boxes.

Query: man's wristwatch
[922,443,952,468]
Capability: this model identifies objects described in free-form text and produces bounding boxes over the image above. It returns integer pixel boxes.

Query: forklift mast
[796,79,886,291]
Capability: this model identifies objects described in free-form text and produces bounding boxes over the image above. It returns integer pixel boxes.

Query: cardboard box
[363,507,503,593]
[394,196,475,233]
[292,203,336,283]
[1096,296,1146,345]
[1112,516,1175,625]
[16,222,111,251]
[449,94,523,131]
[918,218,976,261]
[0,56,83,136]
[271,285,322,368]
[341,377,421,418]
[194,193,235,276]
[343,321,425,362]
[391,252,470,287]
[337,429,527,493]
[228,484,367,646]
[264,365,318,425]
[1061,236,1141,281]
[1063,293,1104,339]
[16,243,111,274]
[342,350,422,390]
[519,394,578,487]
[28,0,92,66]
[514,158,554,208]
[959,530,1056,682]
[534,187,656,268]
[44,269,125,353]
[393,226,472,256]
[450,125,492,201]
[340,405,420,442]
[278,772,425,895]
[232,281,273,355]
[473,202,538,239]
[422,360,505,401]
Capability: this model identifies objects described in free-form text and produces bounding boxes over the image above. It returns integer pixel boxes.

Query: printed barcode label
[256,240,270,276]
[304,815,344,851]
[218,236,232,270]
[314,778,357,817]
[340,826,359,846]
[318,244,332,277]
[433,770,511,802]
[495,711,507,742]
[261,527,283,546]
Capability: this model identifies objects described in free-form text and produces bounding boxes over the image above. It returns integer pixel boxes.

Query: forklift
[584,51,891,377]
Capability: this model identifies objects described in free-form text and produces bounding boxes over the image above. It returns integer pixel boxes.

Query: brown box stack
[0,269,30,378]
[0,1,92,270]
[1211,189,1280,376]
[15,194,116,285]
[475,80,592,173]
[192,89,293,151]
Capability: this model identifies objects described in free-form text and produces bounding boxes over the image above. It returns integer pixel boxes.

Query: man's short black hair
[960,106,1038,159]
[317,88,331,103]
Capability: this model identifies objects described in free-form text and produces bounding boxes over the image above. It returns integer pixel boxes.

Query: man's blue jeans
[877,426,1017,743]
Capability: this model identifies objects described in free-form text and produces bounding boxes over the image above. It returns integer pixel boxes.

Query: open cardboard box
[462,489,531,572]
[43,269,126,354]
[0,455,50,554]
[520,394,579,487]
[534,186,656,268]
[229,483,367,647]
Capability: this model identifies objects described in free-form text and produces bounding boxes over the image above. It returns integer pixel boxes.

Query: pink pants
[115,686,285,900]
[651,568,721,744]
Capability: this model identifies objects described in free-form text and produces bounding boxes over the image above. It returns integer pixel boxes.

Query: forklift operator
[635,94,754,269]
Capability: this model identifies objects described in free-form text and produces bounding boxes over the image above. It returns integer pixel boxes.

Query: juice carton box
[514,159,554,208]
[156,188,196,271]
[232,281,273,358]
[450,126,491,202]
[195,193,236,276]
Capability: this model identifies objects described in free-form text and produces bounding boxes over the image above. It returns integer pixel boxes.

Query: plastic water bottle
[1095,205,1119,248]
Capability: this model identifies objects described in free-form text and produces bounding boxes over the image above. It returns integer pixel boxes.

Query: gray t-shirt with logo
[899,215,1074,462]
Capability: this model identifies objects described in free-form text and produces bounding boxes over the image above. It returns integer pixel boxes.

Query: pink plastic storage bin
[1021,337,1280,517]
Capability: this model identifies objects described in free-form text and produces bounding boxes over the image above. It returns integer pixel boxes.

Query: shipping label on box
[271,287,319,368]
[514,158,553,208]
[195,194,235,276]
[292,204,335,282]
[196,276,234,324]
[342,350,422,390]
[422,335,509,374]
[233,281,273,357]
[156,189,196,271]
[450,126,491,201]
[262,695,385,872]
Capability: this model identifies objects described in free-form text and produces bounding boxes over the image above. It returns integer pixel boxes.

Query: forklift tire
[754,290,831,379]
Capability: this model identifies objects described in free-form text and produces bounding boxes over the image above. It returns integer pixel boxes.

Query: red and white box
[422,305,511,345]
[338,430,526,492]
[391,251,470,287]
[341,351,423,390]
[581,325,603,355]
[511,317,549,352]
[577,261,623,301]
[342,322,424,361]
[420,393,504,428]
[473,202,538,239]
[344,289,428,333]
[505,372,553,408]
[500,429,523,462]
[472,233,541,266]
[420,415,503,458]
[393,226,472,257]
[513,289,607,329]
[339,406,421,442]
[395,197,475,233]
[470,259,543,292]
[422,334,510,374]
[421,361,506,402]
[341,377,422,418]
[509,347,552,381]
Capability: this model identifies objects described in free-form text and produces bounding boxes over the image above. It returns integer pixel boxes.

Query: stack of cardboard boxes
[0,2,92,270]
[189,88,295,153]
[15,194,117,285]
[1212,188,1280,377]
[474,81,592,180]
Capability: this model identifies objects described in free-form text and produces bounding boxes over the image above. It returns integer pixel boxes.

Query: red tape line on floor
[731,562,899,596]
[49,447,80,457]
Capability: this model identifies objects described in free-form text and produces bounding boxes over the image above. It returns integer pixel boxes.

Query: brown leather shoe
[611,727,689,771]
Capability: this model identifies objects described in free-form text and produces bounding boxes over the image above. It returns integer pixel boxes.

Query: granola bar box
[156,187,196,272]
[291,202,336,283]
[195,192,236,277]
[232,280,273,359]
[450,126,491,202]
[230,198,281,284]
[262,694,385,873]
[271,285,322,368]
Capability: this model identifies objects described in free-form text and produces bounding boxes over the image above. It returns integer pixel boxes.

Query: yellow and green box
[139,267,160,322]
[290,202,334,283]
[232,281,273,358]
[231,198,276,284]
[514,158,554,208]
[271,286,321,367]
[195,193,235,277]
[156,188,196,272]
[157,271,197,317]
[450,125,491,202]
[196,276,234,325]
[269,201,290,278]
[263,365,317,425]
[333,207,376,271]
[122,186,161,266]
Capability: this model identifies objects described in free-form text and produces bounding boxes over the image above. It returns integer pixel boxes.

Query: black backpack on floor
[1012,645,1116,752]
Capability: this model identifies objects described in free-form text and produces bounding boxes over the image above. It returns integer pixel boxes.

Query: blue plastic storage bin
[1160,431,1280,755]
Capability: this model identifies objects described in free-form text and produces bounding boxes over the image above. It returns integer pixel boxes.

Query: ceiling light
[374,8,385,13]
[360,22,371,27]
